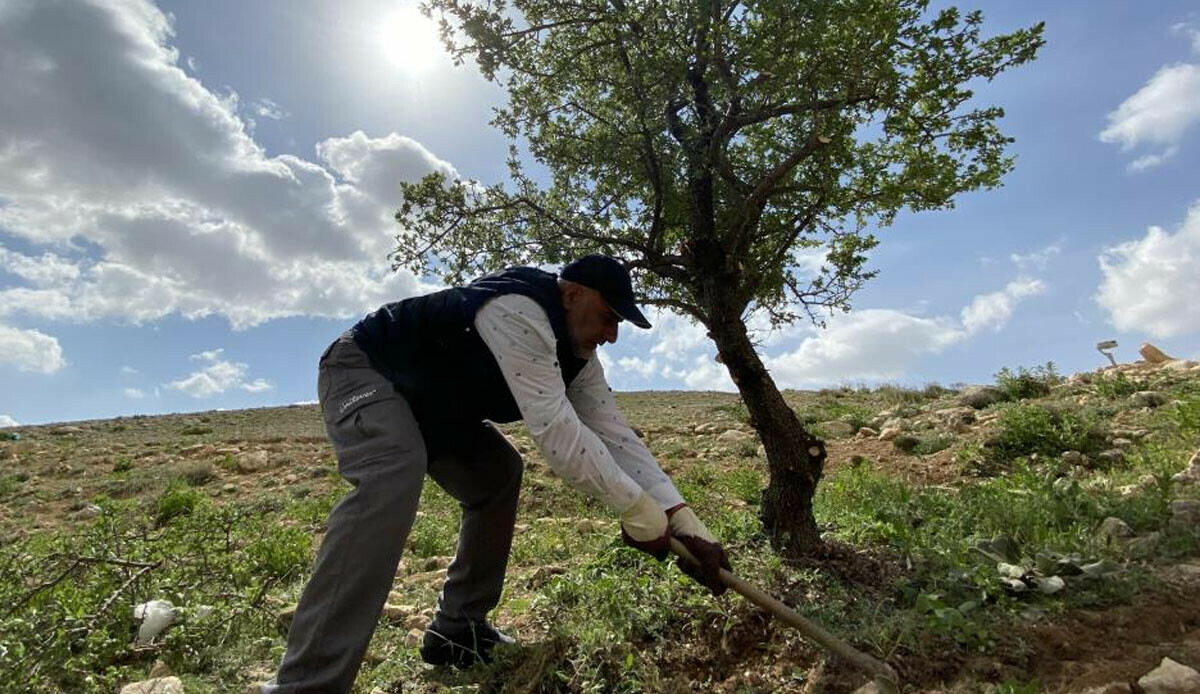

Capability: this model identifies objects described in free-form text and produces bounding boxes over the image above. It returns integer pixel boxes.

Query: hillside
[2,356,1199,693]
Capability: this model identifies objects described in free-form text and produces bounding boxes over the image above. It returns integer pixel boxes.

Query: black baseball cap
[560,255,652,329]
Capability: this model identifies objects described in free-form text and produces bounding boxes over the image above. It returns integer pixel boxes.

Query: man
[262,255,730,694]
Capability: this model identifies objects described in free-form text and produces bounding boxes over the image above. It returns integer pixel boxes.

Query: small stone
[1097,517,1135,543]
[382,603,416,621]
[1111,438,1134,448]
[716,429,752,443]
[878,427,901,441]
[120,677,184,694]
[693,422,721,434]
[1169,500,1200,529]
[1076,684,1132,694]
[1162,359,1196,372]
[236,450,270,473]
[1061,450,1088,466]
[1139,342,1174,364]
[957,385,1007,409]
[404,627,425,648]
[1126,532,1161,559]
[148,661,173,679]
[819,421,855,437]
[1131,391,1168,408]
[404,614,427,631]
[1137,657,1200,694]
[277,605,297,631]
[1171,450,1200,485]
[1097,449,1125,466]
[857,427,878,438]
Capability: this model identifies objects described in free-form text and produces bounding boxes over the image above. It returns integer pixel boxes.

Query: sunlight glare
[375,5,443,73]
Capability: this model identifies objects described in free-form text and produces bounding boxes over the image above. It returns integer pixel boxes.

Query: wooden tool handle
[670,538,899,692]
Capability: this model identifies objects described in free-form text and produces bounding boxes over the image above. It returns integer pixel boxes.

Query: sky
[2,0,1200,427]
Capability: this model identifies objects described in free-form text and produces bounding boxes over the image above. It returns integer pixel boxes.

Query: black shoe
[419,620,515,667]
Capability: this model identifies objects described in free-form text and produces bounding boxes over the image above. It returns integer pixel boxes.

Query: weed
[111,456,133,473]
[985,403,1103,463]
[155,480,205,525]
[1093,372,1140,399]
[180,426,214,436]
[178,461,216,486]
[913,432,956,456]
[994,362,1062,401]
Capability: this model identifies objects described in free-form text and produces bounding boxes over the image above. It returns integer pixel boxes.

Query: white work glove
[666,504,731,595]
[619,491,670,559]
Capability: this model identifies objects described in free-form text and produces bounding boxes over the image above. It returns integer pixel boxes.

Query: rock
[851,681,891,694]
[77,503,103,518]
[1097,517,1135,543]
[1131,391,1168,408]
[1162,359,1196,372]
[1076,684,1132,694]
[1139,342,1174,364]
[1111,437,1134,448]
[716,429,752,443]
[881,417,908,431]
[133,600,179,645]
[819,421,855,438]
[120,677,184,694]
[1171,450,1200,485]
[693,422,721,434]
[179,443,211,457]
[236,450,270,473]
[1137,657,1200,694]
[1169,500,1200,529]
[405,627,425,648]
[407,568,449,586]
[422,555,453,571]
[957,385,1006,409]
[878,427,901,442]
[148,661,173,679]
[276,605,297,631]
[1126,532,1162,559]
[1061,450,1089,467]
[382,603,417,621]
[405,614,428,631]
[1097,449,1126,466]
[857,427,879,438]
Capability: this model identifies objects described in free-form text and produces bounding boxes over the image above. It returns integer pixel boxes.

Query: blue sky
[2,0,1200,427]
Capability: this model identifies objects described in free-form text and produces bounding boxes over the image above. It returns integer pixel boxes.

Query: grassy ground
[1,362,1199,692]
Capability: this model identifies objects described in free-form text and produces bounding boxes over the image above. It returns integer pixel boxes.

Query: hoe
[671,539,901,693]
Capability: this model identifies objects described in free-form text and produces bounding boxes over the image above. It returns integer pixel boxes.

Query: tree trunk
[705,304,827,558]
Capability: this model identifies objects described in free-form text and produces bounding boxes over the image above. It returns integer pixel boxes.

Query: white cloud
[165,350,273,398]
[250,98,288,120]
[616,276,1045,390]
[1096,202,1200,338]
[0,0,450,330]
[124,387,145,399]
[1010,242,1062,271]
[121,365,138,374]
[960,278,1047,334]
[1100,63,1200,171]
[0,324,66,374]
[0,415,18,428]
[1172,22,1200,54]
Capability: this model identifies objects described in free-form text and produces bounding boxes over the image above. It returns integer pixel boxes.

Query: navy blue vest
[350,267,588,431]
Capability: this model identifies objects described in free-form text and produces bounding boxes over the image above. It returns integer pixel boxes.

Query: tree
[393,0,1044,558]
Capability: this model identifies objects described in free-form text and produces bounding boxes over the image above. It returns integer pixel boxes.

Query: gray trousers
[266,334,523,694]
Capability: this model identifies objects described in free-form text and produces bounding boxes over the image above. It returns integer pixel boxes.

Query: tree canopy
[395,0,1044,329]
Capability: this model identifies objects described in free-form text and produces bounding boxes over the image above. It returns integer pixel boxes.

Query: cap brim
[610,299,652,329]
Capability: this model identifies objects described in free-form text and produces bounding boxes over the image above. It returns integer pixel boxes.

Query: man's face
[562,284,621,359]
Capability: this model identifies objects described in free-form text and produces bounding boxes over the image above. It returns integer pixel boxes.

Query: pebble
[1138,657,1200,694]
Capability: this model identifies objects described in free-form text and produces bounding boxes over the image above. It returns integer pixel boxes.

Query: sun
[375,5,444,73]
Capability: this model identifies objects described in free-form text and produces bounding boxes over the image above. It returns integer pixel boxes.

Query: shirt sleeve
[474,294,643,513]
[566,357,685,511]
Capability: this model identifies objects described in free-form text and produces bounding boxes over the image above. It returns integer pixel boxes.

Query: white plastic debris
[133,599,179,645]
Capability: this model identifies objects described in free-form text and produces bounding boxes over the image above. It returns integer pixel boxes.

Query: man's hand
[619,491,670,560]
[667,505,732,595]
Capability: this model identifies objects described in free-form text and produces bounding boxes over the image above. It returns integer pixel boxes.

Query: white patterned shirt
[474,293,684,513]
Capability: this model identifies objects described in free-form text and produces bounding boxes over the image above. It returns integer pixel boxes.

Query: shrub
[1093,372,1139,399]
[155,481,205,525]
[178,461,216,487]
[985,403,1102,462]
[993,362,1062,401]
